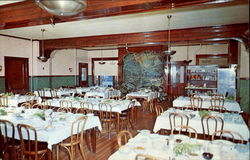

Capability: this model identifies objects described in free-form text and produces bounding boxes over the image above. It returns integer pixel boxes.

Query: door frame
[4,56,29,93]
[79,63,88,87]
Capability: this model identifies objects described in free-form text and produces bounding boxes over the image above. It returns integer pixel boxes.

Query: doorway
[4,57,29,94]
[79,63,88,87]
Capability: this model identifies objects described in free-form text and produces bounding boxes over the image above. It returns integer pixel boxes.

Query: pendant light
[37,29,48,62]
[99,50,105,65]
[163,15,176,56]
[35,0,87,17]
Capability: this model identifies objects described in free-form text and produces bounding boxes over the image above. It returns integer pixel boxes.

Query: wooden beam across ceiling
[0,0,248,30]
[40,23,248,59]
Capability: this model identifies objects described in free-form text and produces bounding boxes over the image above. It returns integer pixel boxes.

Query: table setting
[108,132,249,160]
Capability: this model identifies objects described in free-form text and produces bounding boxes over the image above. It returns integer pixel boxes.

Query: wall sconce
[0,65,2,72]
[69,68,73,72]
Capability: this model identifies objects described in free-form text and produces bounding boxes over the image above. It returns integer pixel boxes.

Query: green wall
[0,77,5,93]
[239,79,249,113]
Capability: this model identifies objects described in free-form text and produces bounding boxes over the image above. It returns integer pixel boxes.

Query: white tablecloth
[34,89,75,97]
[8,95,42,107]
[0,108,102,150]
[44,98,140,113]
[126,91,158,101]
[153,108,249,141]
[108,132,249,160]
[173,96,241,112]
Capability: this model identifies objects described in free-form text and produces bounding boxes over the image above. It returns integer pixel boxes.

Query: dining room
[0,0,249,160]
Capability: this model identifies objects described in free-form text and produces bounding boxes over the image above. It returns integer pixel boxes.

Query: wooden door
[5,57,29,94]
[166,61,189,101]
[79,63,88,87]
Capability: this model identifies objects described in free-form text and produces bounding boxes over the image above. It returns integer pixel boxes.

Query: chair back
[59,100,73,108]
[26,92,35,96]
[37,89,45,97]
[57,107,71,113]
[17,124,39,160]
[32,104,46,110]
[190,96,203,110]
[170,125,198,139]
[212,130,244,144]
[50,89,58,98]
[201,115,224,139]
[211,93,224,99]
[0,119,15,155]
[80,102,94,113]
[109,96,120,100]
[210,97,224,107]
[155,105,163,116]
[69,116,87,146]
[20,102,32,109]
[99,103,114,121]
[0,95,8,107]
[169,112,189,130]
[117,130,133,148]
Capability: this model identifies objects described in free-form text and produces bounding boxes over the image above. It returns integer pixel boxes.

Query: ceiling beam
[0,0,248,30]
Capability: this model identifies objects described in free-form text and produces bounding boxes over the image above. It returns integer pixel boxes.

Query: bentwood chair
[120,101,135,130]
[80,102,94,114]
[201,115,224,140]
[169,112,189,130]
[99,103,117,139]
[59,100,73,108]
[0,120,16,159]
[189,96,203,110]
[20,102,32,109]
[50,89,59,98]
[17,124,50,160]
[26,92,36,96]
[171,125,198,139]
[0,95,8,107]
[209,97,225,112]
[32,104,47,110]
[155,105,164,116]
[117,130,133,148]
[149,98,157,113]
[57,107,71,113]
[37,89,45,97]
[109,96,120,100]
[56,116,87,160]
[212,130,244,144]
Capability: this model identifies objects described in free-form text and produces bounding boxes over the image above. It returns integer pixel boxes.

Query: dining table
[0,107,102,153]
[108,131,249,160]
[3,94,42,107]
[173,96,241,112]
[153,108,249,141]
[126,90,158,101]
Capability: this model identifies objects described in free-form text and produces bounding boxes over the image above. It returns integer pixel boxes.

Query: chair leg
[56,145,59,160]
[79,144,86,160]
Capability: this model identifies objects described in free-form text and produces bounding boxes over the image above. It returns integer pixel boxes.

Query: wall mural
[121,50,165,94]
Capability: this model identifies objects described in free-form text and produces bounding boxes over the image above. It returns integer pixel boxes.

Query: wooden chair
[74,108,88,114]
[59,100,73,108]
[210,97,225,112]
[149,98,157,113]
[120,101,135,130]
[0,95,8,107]
[0,120,15,159]
[155,105,163,116]
[37,89,45,97]
[169,112,189,130]
[189,96,203,110]
[135,154,160,160]
[80,102,94,113]
[50,89,59,98]
[32,104,46,110]
[212,130,244,144]
[56,116,87,160]
[211,93,224,99]
[26,92,36,96]
[17,124,50,160]
[117,130,133,148]
[142,100,150,112]
[99,103,117,139]
[20,102,32,109]
[109,96,120,100]
[201,115,224,139]
[57,107,71,113]
[171,125,198,139]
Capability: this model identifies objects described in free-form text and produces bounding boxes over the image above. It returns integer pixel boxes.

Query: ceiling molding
[0,0,248,30]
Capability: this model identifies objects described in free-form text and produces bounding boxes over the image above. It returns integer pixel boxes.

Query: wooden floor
[56,105,163,160]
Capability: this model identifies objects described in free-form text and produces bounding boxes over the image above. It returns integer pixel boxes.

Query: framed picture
[196,54,228,67]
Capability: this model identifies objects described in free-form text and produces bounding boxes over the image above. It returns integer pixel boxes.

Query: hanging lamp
[99,50,105,65]
[163,15,176,56]
[37,29,48,62]
[35,0,87,16]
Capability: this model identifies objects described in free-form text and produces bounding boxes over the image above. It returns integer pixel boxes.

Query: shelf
[188,80,217,82]
[185,87,217,90]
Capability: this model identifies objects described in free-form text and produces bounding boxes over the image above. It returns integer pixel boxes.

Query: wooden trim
[0,76,4,78]
[1,0,247,30]
[31,75,78,77]
[239,78,250,80]
[196,54,228,67]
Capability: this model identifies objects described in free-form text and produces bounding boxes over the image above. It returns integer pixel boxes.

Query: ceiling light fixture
[37,28,48,62]
[163,15,176,56]
[99,50,106,65]
[35,0,87,17]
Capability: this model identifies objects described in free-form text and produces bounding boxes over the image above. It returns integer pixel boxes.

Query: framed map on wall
[196,54,228,67]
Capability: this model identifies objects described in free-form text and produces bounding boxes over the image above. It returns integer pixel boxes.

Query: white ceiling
[0,3,249,40]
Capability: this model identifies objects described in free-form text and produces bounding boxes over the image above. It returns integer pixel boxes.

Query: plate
[139,129,151,136]
[134,146,145,154]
